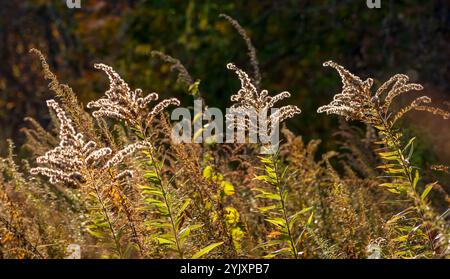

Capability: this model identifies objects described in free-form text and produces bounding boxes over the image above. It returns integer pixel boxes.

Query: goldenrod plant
[0,15,448,259]
[318,61,449,258]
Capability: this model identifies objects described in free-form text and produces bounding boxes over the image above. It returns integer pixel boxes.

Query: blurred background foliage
[0,0,449,171]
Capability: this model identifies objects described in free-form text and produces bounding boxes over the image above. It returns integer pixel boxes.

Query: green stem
[137,125,183,258]
[271,153,298,259]
[149,149,184,259]
[375,111,435,254]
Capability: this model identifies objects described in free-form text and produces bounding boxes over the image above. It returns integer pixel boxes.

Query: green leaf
[176,198,191,219]
[262,253,277,259]
[387,188,401,194]
[179,224,203,247]
[188,80,200,96]
[288,207,312,230]
[306,211,314,226]
[402,137,416,153]
[265,217,286,229]
[378,151,398,157]
[141,189,164,197]
[191,242,224,259]
[407,141,415,161]
[386,168,405,174]
[253,188,281,200]
[192,110,203,125]
[257,205,277,212]
[412,170,420,190]
[257,240,284,249]
[86,227,105,239]
[144,220,172,229]
[193,127,204,143]
[144,172,162,185]
[421,183,434,201]
[254,174,273,184]
[379,182,406,189]
[377,164,399,169]
[255,192,281,201]
[154,237,175,245]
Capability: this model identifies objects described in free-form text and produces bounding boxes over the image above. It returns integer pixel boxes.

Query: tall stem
[148,148,184,259]
[137,124,184,258]
[375,110,435,253]
[271,153,298,259]
[88,171,123,258]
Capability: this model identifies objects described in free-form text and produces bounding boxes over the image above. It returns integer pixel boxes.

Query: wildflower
[226,63,301,133]
[103,141,152,170]
[87,64,180,125]
[85,147,112,166]
[316,61,445,124]
[30,99,141,187]
[114,170,134,181]
[30,100,92,186]
[317,61,376,122]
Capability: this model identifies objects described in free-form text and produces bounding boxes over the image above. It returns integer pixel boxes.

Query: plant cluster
[0,16,448,259]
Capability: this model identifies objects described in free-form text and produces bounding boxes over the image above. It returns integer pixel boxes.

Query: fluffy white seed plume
[114,170,134,181]
[317,60,425,124]
[30,100,91,186]
[85,147,112,166]
[30,99,141,187]
[317,61,375,122]
[226,63,301,133]
[87,63,180,125]
[103,141,152,170]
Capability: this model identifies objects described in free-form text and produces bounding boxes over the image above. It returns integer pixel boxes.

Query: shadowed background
[0,0,449,169]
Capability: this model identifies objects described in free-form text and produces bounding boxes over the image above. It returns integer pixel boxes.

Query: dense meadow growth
[0,15,449,259]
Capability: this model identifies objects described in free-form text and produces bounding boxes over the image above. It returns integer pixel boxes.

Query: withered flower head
[315,61,445,125]
[30,100,147,187]
[226,63,301,132]
[87,63,180,125]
